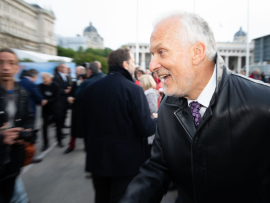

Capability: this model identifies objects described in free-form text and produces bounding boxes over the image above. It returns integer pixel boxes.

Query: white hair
[154,11,217,61]
[41,72,54,78]
[76,66,86,74]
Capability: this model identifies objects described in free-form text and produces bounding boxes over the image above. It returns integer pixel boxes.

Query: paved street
[20,108,177,203]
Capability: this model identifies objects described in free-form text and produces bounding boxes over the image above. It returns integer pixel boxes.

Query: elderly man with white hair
[39,72,63,151]
[120,11,270,203]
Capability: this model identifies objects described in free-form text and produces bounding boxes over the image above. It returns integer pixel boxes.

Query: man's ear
[122,61,129,70]
[192,42,206,66]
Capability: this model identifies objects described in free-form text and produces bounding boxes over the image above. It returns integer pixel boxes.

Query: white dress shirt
[187,66,217,118]
[58,71,67,82]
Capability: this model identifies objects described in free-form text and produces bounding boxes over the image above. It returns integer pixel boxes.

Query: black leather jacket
[0,83,34,183]
[120,54,270,203]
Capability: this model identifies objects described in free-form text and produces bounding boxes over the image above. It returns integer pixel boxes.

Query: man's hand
[65,86,72,94]
[67,97,75,104]
[152,113,158,118]
[41,99,48,106]
[1,127,23,145]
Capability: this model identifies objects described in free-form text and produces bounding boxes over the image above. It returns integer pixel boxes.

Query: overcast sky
[25,0,270,50]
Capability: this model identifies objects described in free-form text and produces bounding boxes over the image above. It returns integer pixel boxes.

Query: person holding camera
[0,48,34,203]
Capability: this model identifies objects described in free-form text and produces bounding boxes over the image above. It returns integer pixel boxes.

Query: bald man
[94,61,105,77]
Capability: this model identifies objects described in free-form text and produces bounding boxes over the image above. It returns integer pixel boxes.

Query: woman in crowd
[134,69,145,85]
[152,72,163,107]
[139,75,159,156]
[39,73,63,151]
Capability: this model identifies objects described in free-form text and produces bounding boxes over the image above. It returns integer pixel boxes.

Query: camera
[81,62,90,69]
[16,129,38,144]
[78,73,87,80]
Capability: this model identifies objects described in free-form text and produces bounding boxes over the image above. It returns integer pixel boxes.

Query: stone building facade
[0,0,56,55]
[127,27,254,73]
[57,22,104,50]
[83,22,104,49]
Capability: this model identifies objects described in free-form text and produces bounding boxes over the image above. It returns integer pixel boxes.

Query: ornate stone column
[237,56,242,74]
[141,52,146,71]
[225,56,229,68]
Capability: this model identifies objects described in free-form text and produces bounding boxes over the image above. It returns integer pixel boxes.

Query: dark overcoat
[39,82,61,118]
[53,71,70,110]
[82,66,157,177]
[74,72,104,138]
[121,54,270,203]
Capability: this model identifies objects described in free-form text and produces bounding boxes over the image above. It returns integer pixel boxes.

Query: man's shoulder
[19,78,34,89]
[230,73,270,91]
[87,74,142,94]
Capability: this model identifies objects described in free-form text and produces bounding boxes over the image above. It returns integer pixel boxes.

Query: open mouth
[159,74,171,84]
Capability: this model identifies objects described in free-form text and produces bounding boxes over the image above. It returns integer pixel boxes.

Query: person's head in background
[94,61,102,72]
[0,48,19,85]
[58,63,68,74]
[41,72,54,85]
[108,48,136,76]
[145,69,151,75]
[86,62,99,78]
[139,75,156,91]
[25,69,39,82]
[152,72,159,80]
[135,70,145,80]
[67,68,71,75]
[76,66,86,77]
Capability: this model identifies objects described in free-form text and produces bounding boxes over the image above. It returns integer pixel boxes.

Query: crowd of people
[0,46,165,202]
[1,10,270,203]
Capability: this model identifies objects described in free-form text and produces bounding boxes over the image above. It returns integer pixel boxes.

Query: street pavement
[21,108,178,203]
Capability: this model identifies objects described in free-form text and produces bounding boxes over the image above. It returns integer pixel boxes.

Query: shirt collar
[58,71,66,77]
[188,65,216,108]
[24,76,32,82]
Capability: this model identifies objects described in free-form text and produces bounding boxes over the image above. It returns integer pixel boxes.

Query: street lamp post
[246,0,250,77]
[135,0,139,67]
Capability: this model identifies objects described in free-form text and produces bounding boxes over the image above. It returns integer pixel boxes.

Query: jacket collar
[88,72,103,80]
[108,66,134,82]
[0,81,20,95]
[164,53,231,107]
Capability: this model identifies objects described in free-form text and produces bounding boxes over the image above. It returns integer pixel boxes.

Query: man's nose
[149,55,161,72]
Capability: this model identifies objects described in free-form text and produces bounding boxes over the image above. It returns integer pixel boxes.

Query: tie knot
[189,101,201,112]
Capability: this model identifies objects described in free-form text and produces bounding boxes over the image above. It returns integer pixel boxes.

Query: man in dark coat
[94,60,105,77]
[82,48,157,203]
[39,73,63,150]
[0,48,34,203]
[19,69,45,116]
[53,63,72,138]
[64,66,86,154]
[120,12,270,203]
[76,62,104,102]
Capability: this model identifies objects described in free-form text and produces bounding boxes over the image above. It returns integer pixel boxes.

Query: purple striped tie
[189,101,202,127]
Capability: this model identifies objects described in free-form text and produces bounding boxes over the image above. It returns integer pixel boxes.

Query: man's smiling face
[149,17,196,98]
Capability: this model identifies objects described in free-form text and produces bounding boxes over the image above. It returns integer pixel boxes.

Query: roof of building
[31,4,42,9]
[234,27,246,37]
[253,34,270,40]
[84,22,97,33]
